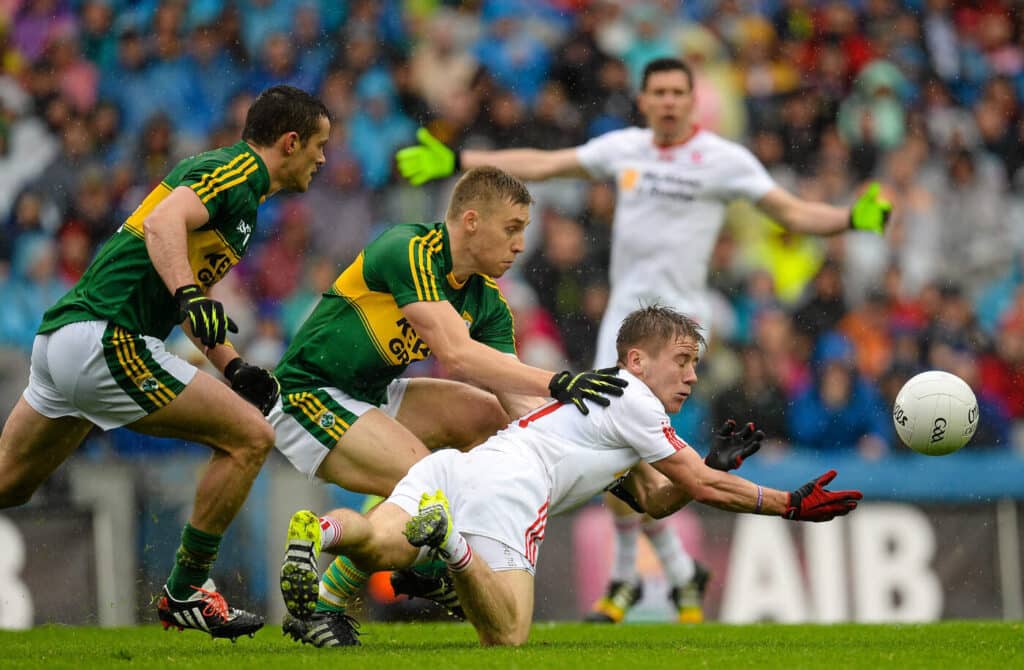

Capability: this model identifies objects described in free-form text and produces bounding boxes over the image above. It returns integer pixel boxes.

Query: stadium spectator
[789,332,891,458]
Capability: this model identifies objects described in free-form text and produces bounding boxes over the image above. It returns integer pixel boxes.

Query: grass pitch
[0,621,1019,670]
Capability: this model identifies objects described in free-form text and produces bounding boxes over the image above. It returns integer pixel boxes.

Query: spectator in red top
[979,314,1024,419]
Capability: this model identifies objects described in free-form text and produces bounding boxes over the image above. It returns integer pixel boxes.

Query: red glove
[782,470,862,522]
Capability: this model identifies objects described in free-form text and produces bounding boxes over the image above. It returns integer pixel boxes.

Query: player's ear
[282,131,299,155]
[624,348,645,376]
[463,208,479,233]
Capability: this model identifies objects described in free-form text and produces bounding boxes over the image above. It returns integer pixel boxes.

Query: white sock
[642,518,694,586]
[440,532,473,572]
[319,515,343,550]
[610,516,642,583]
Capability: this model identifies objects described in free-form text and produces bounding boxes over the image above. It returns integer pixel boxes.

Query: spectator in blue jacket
[789,332,891,459]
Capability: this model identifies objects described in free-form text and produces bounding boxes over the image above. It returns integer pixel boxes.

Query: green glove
[395,127,459,186]
[849,182,891,234]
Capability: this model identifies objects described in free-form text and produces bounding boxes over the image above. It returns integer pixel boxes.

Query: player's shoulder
[692,129,758,159]
[592,126,651,146]
[174,141,253,172]
[608,368,667,417]
[167,141,264,193]
[366,221,443,256]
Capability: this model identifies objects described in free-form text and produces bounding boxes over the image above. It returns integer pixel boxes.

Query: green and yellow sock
[165,523,221,601]
[316,555,368,613]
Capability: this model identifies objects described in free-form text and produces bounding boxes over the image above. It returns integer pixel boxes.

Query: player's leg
[452,560,534,646]
[403,490,534,646]
[0,330,97,507]
[586,493,645,623]
[130,371,274,532]
[627,471,707,624]
[273,395,433,622]
[128,370,273,638]
[314,410,431,497]
[0,399,93,507]
[394,378,510,451]
[280,502,418,647]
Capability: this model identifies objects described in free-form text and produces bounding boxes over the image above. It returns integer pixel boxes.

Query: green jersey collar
[239,141,271,197]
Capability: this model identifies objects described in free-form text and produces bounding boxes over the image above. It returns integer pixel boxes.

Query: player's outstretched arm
[402,300,625,412]
[395,127,588,184]
[645,449,861,522]
[756,181,891,237]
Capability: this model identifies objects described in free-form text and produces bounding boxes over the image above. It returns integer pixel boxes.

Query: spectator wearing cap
[789,331,891,459]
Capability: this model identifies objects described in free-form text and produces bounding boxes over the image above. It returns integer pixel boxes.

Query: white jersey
[576,127,776,364]
[387,369,690,565]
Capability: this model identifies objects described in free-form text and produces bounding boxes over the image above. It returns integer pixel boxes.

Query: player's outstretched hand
[783,470,863,522]
[849,182,892,234]
[395,128,459,186]
[175,284,238,348]
[225,358,280,415]
[548,367,628,415]
[706,419,764,471]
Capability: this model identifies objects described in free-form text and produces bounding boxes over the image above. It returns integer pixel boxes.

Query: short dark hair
[446,166,533,220]
[641,57,694,91]
[616,304,705,363]
[242,85,330,147]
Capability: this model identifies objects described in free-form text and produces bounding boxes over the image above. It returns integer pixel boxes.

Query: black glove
[783,470,863,522]
[606,477,644,514]
[548,367,628,415]
[705,419,764,471]
[225,358,280,415]
[174,284,238,348]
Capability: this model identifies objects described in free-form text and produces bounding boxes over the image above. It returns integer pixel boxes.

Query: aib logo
[930,417,947,443]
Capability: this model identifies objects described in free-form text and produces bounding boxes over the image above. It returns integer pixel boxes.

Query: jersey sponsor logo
[188,229,241,288]
[388,317,431,365]
[197,251,233,286]
[622,169,701,202]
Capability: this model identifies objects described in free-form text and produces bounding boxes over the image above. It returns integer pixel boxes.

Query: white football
[892,371,979,455]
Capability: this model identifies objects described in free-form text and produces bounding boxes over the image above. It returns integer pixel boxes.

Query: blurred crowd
[1,0,1024,460]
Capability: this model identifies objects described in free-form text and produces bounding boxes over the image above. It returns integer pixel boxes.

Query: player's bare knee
[221,415,275,464]
[458,395,508,447]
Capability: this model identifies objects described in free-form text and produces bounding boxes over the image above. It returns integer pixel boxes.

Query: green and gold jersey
[275,222,516,405]
[38,141,270,339]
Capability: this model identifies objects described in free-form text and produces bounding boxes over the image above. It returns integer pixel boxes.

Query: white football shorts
[387,447,549,574]
[270,379,410,480]
[23,320,197,430]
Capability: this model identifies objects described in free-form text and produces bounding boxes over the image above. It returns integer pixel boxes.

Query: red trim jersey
[416,368,689,562]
